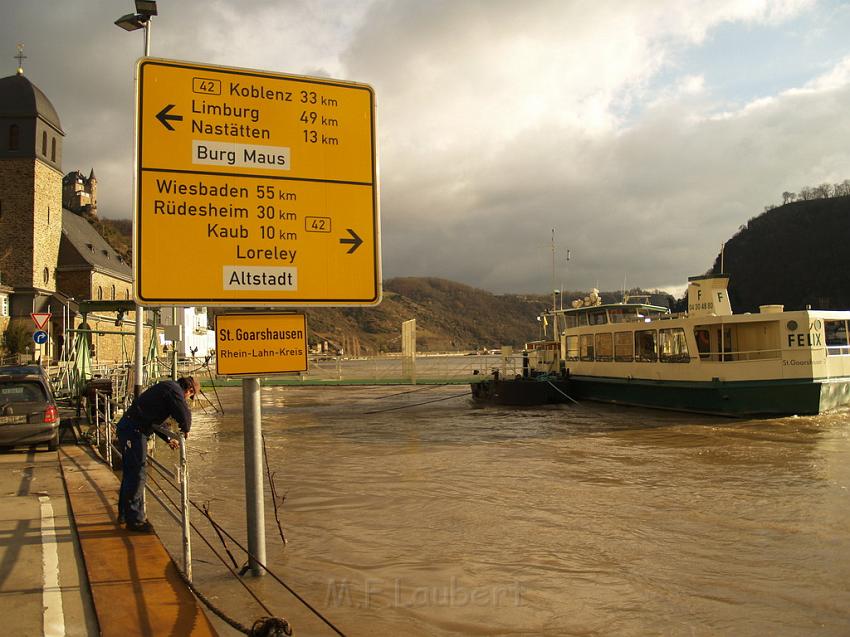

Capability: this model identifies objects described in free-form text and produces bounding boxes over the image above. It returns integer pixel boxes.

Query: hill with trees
[710,193,850,312]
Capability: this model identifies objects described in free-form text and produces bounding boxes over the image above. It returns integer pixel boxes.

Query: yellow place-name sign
[215,313,307,376]
[135,58,380,306]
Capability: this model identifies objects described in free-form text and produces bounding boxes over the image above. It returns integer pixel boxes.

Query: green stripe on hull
[559,376,850,417]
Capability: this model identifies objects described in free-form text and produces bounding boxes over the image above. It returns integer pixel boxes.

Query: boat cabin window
[578,312,589,327]
[825,320,850,355]
[635,329,657,362]
[565,314,578,329]
[565,335,579,360]
[609,308,636,324]
[580,334,594,361]
[695,328,711,359]
[659,328,690,362]
[589,310,607,325]
[595,333,613,361]
[614,332,633,361]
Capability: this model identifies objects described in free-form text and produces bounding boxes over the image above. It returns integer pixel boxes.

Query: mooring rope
[545,380,606,416]
[364,390,472,414]
[148,466,349,637]
[146,473,290,635]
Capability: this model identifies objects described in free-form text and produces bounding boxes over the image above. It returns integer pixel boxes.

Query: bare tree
[782,191,796,204]
[813,182,833,198]
[798,186,816,201]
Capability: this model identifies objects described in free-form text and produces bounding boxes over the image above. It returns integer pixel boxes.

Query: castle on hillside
[63,168,98,216]
[0,64,138,362]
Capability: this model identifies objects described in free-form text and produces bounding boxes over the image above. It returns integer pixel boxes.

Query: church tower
[0,60,64,293]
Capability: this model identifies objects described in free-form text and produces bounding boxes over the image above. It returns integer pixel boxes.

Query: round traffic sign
[33,330,48,345]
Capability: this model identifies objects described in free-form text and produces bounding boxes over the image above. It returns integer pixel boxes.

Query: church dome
[0,73,63,133]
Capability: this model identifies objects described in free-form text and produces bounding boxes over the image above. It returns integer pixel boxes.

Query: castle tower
[87,168,97,216]
[0,67,64,292]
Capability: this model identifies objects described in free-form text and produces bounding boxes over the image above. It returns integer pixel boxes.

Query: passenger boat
[471,274,850,416]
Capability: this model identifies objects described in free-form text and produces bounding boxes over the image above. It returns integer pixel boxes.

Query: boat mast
[550,229,559,337]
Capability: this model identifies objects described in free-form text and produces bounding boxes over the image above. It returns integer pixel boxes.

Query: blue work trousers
[117,415,148,525]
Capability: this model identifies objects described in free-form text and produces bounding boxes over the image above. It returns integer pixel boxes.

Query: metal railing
[211,353,529,384]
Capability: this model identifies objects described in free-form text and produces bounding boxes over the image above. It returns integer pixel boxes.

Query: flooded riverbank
[155,385,850,636]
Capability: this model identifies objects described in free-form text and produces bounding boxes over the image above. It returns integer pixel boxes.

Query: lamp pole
[115,3,156,396]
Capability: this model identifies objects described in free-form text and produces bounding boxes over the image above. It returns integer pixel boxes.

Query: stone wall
[0,157,62,291]
[91,271,133,302]
[86,312,158,364]
[32,160,62,292]
[0,159,36,287]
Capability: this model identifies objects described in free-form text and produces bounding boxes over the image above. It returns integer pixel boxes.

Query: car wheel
[47,432,59,452]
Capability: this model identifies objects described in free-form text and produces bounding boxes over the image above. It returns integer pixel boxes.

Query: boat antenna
[551,228,557,313]
[560,249,571,310]
[720,242,725,273]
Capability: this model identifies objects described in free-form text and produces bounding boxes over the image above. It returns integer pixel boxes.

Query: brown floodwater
[150,384,850,636]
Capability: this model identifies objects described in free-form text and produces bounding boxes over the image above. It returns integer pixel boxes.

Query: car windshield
[0,382,47,403]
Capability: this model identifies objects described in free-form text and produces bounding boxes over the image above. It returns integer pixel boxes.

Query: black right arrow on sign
[339,229,363,254]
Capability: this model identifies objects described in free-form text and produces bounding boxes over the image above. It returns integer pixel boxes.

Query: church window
[8,125,19,150]
[43,267,49,285]
[125,289,130,300]
[97,286,103,300]
[42,131,47,156]
[51,138,56,162]
[111,285,116,300]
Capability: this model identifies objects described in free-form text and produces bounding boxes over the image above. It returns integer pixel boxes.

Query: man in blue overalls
[117,377,199,532]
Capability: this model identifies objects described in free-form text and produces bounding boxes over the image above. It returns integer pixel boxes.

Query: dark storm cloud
[3,1,848,294]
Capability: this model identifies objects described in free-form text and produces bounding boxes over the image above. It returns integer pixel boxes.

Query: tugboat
[472,274,850,416]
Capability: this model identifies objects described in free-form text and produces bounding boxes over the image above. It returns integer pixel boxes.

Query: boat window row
[826,319,850,356]
[563,307,667,328]
[566,328,690,363]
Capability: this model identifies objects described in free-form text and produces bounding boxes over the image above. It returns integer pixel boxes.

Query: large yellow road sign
[135,58,380,306]
[215,313,308,376]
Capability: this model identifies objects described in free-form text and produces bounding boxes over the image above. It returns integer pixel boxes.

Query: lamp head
[114,13,147,31]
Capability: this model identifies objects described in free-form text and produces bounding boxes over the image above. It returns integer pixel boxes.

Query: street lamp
[114,1,157,56]
[114,0,157,397]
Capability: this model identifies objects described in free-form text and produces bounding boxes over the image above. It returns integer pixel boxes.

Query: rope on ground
[195,505,348,637]
[146,473,292,634]
[148,465,349,637]
[363,390,472,414]
[174,564,292,636]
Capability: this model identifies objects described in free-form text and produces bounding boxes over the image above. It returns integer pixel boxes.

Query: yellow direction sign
[135,58,380,306]
[215,313,307,376]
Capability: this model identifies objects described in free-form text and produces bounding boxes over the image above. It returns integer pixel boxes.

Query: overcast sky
[4,0,850,295]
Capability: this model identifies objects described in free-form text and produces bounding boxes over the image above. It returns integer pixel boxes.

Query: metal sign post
[242,377,265,576]
[216,313,308,576]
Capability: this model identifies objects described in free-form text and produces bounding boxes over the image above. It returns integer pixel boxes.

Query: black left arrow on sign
[339,229,363,254]
[156,104,184,131]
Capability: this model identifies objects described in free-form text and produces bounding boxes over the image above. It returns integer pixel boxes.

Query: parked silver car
[0,366,59,451]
